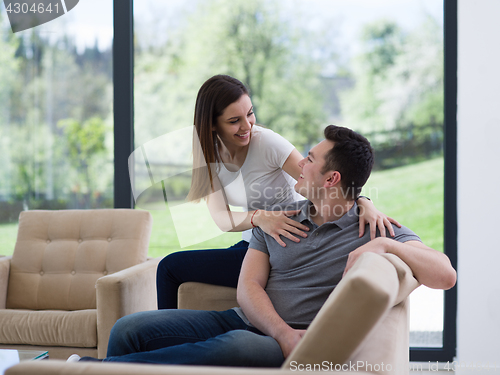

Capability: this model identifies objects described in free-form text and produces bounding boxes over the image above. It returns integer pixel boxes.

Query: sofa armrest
[0,256,11,309]
[283,252,400,369]
[96,257,161,358]
[381,253,420,304]
[178,282,238,311]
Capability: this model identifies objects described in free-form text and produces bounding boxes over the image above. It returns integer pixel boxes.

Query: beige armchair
[0,209,159,360]
[7,251,419,375]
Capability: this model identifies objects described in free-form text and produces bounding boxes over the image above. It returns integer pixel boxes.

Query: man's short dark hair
[322,125,374,200]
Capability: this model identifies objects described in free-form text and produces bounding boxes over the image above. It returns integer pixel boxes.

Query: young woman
[156,75,398,309]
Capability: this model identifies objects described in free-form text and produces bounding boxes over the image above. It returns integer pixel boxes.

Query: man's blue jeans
[104,309,284,367]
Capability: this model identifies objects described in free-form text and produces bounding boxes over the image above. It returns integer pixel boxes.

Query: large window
[0,1,114,254]
[132,0,449,353]
[1,0,457,362]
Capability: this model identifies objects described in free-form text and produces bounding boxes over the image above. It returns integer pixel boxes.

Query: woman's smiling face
[214,94,255,149]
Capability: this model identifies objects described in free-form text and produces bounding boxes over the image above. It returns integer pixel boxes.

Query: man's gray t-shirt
[234,200,421,328]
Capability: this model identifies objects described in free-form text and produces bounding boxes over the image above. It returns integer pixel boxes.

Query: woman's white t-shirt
[217,126,303,242]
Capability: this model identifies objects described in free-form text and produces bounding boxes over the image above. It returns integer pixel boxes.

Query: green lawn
[363,157,444,252]
[144,209,242,258]
[0,157,443,257]
[0,222,18,256]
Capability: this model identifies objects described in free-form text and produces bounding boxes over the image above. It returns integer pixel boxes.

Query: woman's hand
[253,210,309,247]
[357,197,401,239]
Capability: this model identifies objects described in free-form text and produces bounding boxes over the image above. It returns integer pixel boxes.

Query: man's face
[295,139,335,199]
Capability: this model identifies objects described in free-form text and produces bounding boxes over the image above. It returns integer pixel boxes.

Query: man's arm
[237,248,306,358]
[343,237,456,290]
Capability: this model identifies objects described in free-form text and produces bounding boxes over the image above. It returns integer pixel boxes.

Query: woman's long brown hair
[187,75,249,202]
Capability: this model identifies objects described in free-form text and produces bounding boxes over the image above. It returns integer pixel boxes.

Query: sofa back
[6,209,152,311]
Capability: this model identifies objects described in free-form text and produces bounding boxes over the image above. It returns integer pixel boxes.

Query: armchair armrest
[0,256,11,309]
[96,257,161,358]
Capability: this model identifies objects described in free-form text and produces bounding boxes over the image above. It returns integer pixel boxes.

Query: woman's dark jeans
[156,240,249,309]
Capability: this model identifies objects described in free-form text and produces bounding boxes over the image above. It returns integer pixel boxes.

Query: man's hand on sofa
[275,327,307,358]
[343,238,387,277]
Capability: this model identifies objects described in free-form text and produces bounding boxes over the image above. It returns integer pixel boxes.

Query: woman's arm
[281,149,303,180]
[206,175,309,246]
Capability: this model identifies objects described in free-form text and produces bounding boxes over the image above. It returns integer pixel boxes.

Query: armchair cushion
[0,309,96,347]
[6,210,151,311]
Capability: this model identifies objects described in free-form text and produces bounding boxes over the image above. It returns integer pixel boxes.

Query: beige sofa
[6,251,420,375]
[0,209,159,359]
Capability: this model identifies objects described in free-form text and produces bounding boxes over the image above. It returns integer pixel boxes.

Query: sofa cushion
[6,209,152,310]
[178,283,238,311]
[0,309,97,347]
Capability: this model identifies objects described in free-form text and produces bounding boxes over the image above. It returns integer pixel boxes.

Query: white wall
[457,0,500,369]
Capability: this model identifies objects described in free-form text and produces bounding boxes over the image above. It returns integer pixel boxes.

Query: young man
[73,125,456,366]
[236,125,456,358]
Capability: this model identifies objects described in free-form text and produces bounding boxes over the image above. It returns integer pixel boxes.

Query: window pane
[133,0,444,348]
[0,1,114,256]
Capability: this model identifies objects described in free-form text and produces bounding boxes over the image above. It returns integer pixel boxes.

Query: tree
[134,0,333,152]
[57,117,109,208]
[0,12,20,201]
[340,17,444,134]
[0,19,113,207]
[361,20,403,78]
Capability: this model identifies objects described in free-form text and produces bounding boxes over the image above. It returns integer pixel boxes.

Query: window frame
[113,0,134,209]
[410,0,457,362]
[113,0,458,362]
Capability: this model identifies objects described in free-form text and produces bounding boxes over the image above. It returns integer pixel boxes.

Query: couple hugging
[68,75,456,366]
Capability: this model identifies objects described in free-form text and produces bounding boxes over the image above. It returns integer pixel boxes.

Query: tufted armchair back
[6,209,151,311]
